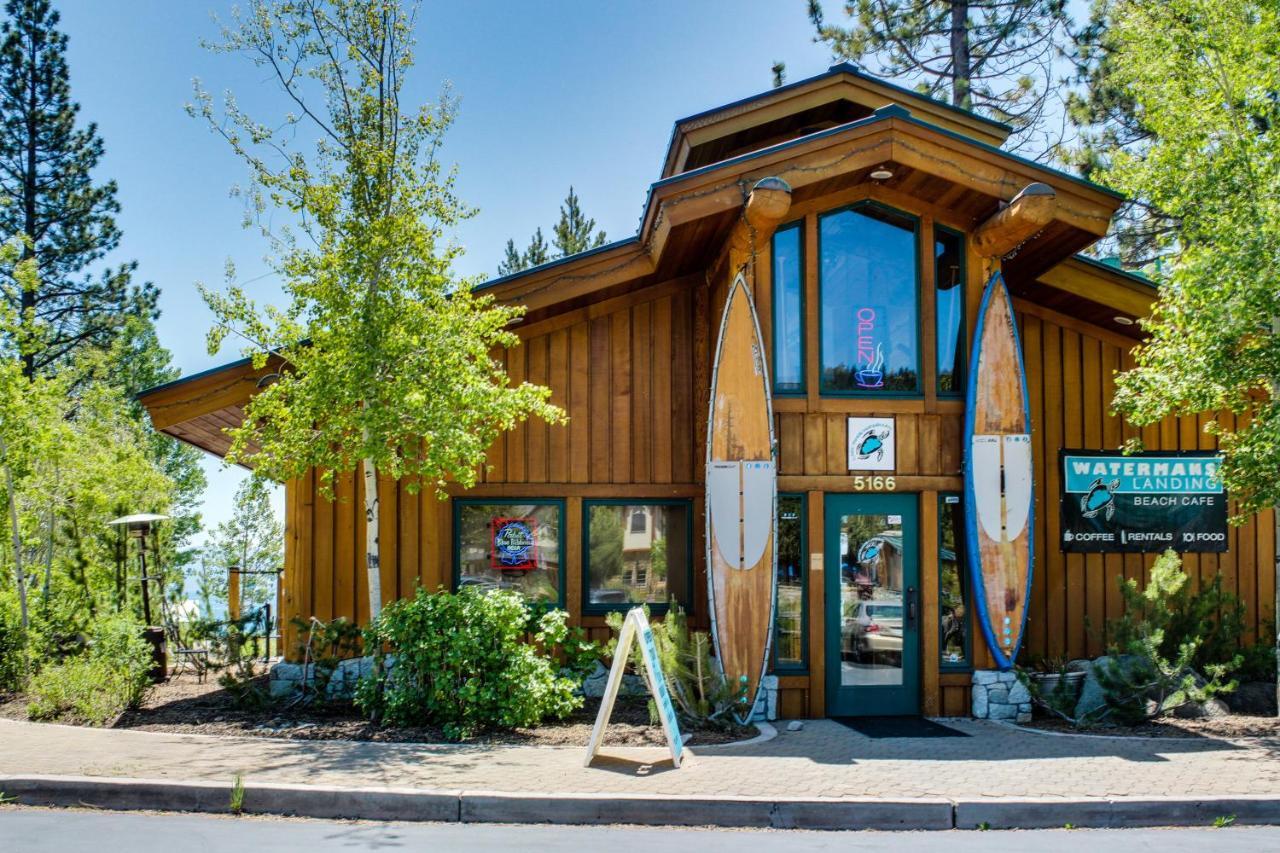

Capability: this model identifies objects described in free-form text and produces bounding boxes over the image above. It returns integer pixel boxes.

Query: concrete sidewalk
[3,717,1279,829]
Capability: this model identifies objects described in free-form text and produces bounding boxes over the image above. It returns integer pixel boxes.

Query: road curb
[955,795,1280,829]
[3,774,1279,830]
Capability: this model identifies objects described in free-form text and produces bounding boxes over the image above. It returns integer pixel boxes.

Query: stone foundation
[971,670,1032,723]
[269,655,390,699]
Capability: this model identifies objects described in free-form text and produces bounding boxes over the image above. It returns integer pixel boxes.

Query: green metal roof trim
[1070,253,1158,290]
[671,62,1014,134]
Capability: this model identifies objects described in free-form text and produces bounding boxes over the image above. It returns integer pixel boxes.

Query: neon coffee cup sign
[855,307,885,388]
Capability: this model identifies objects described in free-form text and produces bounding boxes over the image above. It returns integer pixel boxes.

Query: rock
[786,720,804,732]
[972,684,989,718]
[1007,681,1031,706]
[988,702,1018,721]
[1228,681,1278,716]
[1074,655,1145,722]
[1172,697,1231,719]
[987,687,1009,706]
[581,660,646,699]
[973,670,1001,686]
[1016,711,1032,724]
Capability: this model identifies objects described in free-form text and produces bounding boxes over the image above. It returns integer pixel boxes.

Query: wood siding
[278,188,1275,723]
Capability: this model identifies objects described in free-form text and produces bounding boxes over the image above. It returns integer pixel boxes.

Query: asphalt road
[3,808,1279,851]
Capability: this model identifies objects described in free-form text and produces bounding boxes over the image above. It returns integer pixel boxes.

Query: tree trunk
[41,465,55,606]
[1274,319,1279,718]
[1,451,27,629]
[21,25,39,379]
[362,455,382,621]
[950,0,972,109]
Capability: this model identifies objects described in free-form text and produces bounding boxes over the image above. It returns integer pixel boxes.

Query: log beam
[972,182,1057,259]
[723,176,794,278]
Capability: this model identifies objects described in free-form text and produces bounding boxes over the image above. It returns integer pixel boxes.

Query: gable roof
[661,62,1013,178]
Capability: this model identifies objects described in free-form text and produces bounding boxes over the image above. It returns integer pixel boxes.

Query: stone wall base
[971,669,1032,723]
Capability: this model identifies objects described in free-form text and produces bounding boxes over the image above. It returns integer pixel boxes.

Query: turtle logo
[1080,478,1120,521]
[854,425,891,463]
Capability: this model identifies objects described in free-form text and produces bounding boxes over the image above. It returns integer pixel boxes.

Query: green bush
[355,587,583,740]
[0,593,26,693]
[26,614,152,725]
[1096,551,1239,724]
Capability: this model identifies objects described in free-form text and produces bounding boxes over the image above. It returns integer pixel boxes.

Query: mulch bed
[1025,715,1280,740]
[0,674,756,747]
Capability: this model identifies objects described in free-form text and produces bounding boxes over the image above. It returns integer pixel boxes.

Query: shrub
[190,609,273,709]
[0,593,26,693]
[1094,551,1239,724]
[291,615,363,704]
[605,602,747,728]
[355,587,582,740]
[26,614,152,725]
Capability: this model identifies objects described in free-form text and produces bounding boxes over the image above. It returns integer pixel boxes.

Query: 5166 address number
[851,475,896,491]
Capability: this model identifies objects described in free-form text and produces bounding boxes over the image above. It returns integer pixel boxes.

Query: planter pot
[1031,670,1086,704]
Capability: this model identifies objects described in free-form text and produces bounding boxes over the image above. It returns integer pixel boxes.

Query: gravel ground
[0,673,755,746]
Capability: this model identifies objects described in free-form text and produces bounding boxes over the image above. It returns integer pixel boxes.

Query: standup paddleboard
[706,272,776,718]
[964,271,1034,671]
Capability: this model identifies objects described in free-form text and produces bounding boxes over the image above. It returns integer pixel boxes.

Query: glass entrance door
[825,493,920,716]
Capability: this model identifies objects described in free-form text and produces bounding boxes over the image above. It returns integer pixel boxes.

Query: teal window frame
[816,200,923,398]
[772,492,808,673]
[452,497,566,609]
[770,220,806,396]
[938,492,972,673]
[581,498,695,616]
[934,223,966,396]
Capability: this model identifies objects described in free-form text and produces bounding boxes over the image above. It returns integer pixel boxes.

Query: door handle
[907,586,917,628]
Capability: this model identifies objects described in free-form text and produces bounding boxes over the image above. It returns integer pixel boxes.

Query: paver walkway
[3,717,1279,800]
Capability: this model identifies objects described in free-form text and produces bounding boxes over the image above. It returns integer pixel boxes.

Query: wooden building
[141,64,1275,719]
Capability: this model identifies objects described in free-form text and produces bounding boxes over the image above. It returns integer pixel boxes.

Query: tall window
[772,222,804,394]
[935,226,965,394]
[455,500,563,605]
[819,204,920,393]
[939,494,971,669]
[774,493,807,670]
[584,501,691,613]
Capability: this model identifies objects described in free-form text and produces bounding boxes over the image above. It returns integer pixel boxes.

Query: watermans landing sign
[1059,450,1228,553]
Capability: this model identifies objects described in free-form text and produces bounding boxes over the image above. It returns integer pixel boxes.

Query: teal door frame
[824,492,921,716]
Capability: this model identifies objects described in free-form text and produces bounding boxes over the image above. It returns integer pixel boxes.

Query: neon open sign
[855,307,885,388]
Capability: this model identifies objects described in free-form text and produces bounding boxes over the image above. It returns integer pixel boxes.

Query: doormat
[831,716,970,738]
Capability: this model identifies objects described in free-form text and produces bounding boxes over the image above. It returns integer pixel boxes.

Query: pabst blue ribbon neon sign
[854,307,885,388]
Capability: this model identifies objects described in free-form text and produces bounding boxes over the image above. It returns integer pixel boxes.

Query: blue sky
[55,1,834,545]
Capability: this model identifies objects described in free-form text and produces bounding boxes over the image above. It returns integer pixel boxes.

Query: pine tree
[552,186,606,257]
[497,238,524,276]
[1064,0,1177,268]
[0,0,156,377]
[524,226,550,267]
[496,187,606,274]
[807,0,1073,155]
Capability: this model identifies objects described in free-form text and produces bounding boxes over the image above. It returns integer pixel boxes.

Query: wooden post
[228,567,240,622]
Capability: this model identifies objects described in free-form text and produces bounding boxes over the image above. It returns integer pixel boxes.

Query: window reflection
[775,494,805,669]
[935,227,965,393]
[939,494,970,668]
[820,205,919,393]
[456,502,561,603]
[586,502,689,609]
[772,224,804,394]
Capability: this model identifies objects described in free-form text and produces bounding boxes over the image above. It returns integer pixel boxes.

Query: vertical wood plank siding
[278,242,1274,724]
